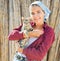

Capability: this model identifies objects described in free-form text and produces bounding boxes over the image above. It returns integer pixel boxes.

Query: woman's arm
[28,29,44,38]
[8,26,44,40]
[8,25,24,40]
[8,30,24,40]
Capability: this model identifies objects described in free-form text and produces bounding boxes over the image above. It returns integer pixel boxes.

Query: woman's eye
[37,11,41,13]
[31,12,35,15]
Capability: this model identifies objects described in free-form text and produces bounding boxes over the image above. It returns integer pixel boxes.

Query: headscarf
[29,1,51,21]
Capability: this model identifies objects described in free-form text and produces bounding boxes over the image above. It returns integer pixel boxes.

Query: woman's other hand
[28,29,44,38]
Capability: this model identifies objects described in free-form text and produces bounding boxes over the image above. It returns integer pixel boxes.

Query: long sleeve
[8,22,34,41]
[23,27,55,60]
[8,25,24,40]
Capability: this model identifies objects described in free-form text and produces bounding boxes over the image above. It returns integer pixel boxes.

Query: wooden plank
[48,0,60,60]
[54,1,60,29]
[9,0,14,61]
[13,0,21,26]
[53,24,60,61]
[54,3,60,61]
[9,0,22,61]
[20,0,31,17]
[0,0,5,60]
[49,0,59,28]
[0,0,9,61]
[0,18,2,61]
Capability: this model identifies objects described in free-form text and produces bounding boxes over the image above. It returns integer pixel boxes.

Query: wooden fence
[0,0,60,61]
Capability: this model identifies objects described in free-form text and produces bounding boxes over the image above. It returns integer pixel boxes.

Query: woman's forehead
[30,6,42,11]
[30,6,44,13]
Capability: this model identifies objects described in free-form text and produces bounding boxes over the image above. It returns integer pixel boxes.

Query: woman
[8,1,55,61]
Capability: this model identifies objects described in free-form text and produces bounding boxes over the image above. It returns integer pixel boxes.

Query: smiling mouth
[34,17,41,20]
[34,18,41,20]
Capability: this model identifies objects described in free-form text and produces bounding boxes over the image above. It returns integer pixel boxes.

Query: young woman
[8,1,55,61]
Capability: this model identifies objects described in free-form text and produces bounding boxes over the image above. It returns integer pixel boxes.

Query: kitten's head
[22,17,32,24]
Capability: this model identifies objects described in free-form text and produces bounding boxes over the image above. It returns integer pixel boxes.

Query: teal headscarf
[29,1,51,21]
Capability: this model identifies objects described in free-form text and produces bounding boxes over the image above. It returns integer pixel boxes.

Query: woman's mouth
[34,17,41,20]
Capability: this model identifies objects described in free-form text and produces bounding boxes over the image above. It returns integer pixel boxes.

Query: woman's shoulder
[44,22,55,34]
[13,24,23,31]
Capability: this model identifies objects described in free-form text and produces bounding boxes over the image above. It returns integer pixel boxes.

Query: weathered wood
[49,0,59,28]
[0,0,9,61]
[0,20,2,61]
[9,0,22,61]
[48,0,60,61]
[9,0,14,61]
[54,3,60,60]
[20,0,31,17]
[13,0,21,26]
[54,2,60,60]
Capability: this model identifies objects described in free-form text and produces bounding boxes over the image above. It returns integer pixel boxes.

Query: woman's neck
[34,24,44,30]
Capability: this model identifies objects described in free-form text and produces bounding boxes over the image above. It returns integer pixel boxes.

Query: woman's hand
[28,29,44,37]
[17,47,23,53]
[23,32,29,38]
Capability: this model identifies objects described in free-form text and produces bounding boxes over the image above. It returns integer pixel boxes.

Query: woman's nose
[33,14,39,19]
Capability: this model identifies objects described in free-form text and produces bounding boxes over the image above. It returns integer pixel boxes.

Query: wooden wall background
[0,0,60,61]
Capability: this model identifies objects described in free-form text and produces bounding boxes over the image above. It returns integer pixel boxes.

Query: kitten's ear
[21,17,24,20]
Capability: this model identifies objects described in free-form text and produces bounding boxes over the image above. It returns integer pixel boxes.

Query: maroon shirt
[8,22,55,61]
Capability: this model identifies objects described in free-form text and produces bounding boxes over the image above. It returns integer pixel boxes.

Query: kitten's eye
[25,19,28,21]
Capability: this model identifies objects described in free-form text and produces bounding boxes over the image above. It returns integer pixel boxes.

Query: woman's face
[30,5,45,26]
